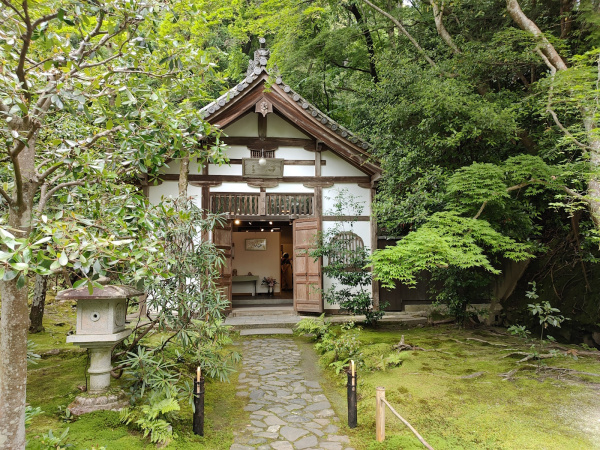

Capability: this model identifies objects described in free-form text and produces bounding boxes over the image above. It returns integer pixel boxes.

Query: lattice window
[250,150,275,158]
[329,232,364,268]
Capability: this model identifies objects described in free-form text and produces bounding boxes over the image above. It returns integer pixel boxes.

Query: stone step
[230,306,295,317]
[233,298,293,306]
[239,328,294,336]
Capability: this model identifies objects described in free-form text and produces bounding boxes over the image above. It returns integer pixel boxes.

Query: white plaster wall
[321,217,372,311]
[159,158,204,175]
[211,183,260,193]
[209,163,242,176]
[232,231,281,294]
[148,182,179,205]
[267,183,313,194]
[223,113,257,136]
[221,145,249,159]
[147,183,203,208]
[321,150,367,177]
[323,185,371,216]
[284,165,314,177]
[267,114,310,139]
[275,146,315,160]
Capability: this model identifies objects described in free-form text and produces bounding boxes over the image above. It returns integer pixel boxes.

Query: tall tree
[0,1,225,447]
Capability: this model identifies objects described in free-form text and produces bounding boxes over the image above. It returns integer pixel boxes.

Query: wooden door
[293,218,323,313]
[213,221,233,312]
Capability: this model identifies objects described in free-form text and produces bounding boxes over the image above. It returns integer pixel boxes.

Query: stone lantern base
[68,390,129,416]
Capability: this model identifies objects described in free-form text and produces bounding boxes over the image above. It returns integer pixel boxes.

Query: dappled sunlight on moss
[319,324,600,449]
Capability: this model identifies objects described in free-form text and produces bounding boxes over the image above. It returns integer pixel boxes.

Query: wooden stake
[376,386,385,442]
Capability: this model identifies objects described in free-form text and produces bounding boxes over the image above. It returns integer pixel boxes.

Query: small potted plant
[261,277,278,296]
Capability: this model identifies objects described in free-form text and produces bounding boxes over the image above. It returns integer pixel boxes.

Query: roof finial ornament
[259,37,266,49]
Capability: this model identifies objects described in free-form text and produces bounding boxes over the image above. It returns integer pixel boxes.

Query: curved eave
[200,71,381,177]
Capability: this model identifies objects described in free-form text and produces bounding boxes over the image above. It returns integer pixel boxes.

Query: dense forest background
[177,0,600,339]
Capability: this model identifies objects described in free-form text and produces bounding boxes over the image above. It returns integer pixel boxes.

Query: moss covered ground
[17,297,600,449]
[311,323,600,450]
[23,298,247,449]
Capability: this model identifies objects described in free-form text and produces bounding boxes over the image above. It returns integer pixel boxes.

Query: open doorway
[230,220,293,308]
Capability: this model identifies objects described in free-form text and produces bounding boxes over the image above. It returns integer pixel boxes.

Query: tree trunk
[29,275,48,333]
[584,113,600,229]
[505,0,568,71]
[346,4,379,83]
[178,155,189,198]
[0,137,37,449]
[431,1,461,55]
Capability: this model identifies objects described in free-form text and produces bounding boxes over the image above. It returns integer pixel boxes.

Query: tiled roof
[199,38,372,152]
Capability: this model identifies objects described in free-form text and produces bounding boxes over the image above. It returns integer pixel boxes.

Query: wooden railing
[376,387,434,449]
[210,193,260,215]
[266,194,313,216]
[210,193,313,216]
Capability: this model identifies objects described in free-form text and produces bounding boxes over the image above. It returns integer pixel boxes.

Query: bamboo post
[376,386,385,442]
[347,360,357,428]
[193,368,205,436]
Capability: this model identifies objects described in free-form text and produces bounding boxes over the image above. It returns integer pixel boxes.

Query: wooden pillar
[314,146,322,217]
[259,188,266,215]
[376,386,385,442]
[370,185,380,310]
[201,164,209,242]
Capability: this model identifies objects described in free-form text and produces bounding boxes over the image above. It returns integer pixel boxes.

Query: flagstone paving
[231,338,354,450]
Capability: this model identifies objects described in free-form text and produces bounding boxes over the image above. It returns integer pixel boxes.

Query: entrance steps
[233,298,293,307]
[229,306,294,317]
[225,308,428,330]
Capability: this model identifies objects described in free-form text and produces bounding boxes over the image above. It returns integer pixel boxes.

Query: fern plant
[120,397,180,445]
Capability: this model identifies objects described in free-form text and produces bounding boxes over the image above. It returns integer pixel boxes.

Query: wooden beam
[303,181,334,188]
[314,186,323,218]
[258,113,267,139]
[322,216,370,222]
[265,89,380,175]
[227,159,325,166]
[189,181,222,187]
[159,174,371,183]
[218,137,314,148]
[315,149,322,177]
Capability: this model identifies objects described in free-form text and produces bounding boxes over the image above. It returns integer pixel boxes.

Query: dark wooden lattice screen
[329,231,364,267]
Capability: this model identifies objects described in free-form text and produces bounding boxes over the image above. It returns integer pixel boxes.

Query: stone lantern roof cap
[56,285,144,300]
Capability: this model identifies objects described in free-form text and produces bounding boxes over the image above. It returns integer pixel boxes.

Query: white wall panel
[223,145,249,159]
[321,150,366,176]
[275,146,315,159]
[267,183,313,194]
[223,112,257,136]
[267,114,310,138]
[148,182,179,205]
[211,183,260,193]
[323,185,371,216]
[284,165,314,177]
[209,163,242,176]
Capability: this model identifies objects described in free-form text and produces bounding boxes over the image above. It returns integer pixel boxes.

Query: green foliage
[25,406,43,427]
[120,397,180,445]
[295,314,331,339]
[372,212,534,288]
[311,190,384,325]
[315,326,362,362]
[37,428,72,450]
[27,340,41,366]
[508,282,570,366]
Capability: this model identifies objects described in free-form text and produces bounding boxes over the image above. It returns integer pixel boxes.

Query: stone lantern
[57,282,143,414]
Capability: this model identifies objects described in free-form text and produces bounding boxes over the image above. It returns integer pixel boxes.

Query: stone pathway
[231,338,354,450]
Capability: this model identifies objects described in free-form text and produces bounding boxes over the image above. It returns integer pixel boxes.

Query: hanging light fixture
[258,148,267,166]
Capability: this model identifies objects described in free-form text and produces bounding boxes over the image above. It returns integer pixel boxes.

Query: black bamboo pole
[347,362,357,428]
[193,376,205,436]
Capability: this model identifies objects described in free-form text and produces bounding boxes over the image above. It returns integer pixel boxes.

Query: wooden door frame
[292,217,323,313]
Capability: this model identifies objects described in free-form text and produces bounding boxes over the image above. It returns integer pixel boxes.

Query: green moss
[25,298,246,449]
[317,324,600,449]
